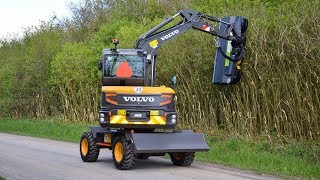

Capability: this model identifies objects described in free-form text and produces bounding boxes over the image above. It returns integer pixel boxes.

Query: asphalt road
[0,133,277,180]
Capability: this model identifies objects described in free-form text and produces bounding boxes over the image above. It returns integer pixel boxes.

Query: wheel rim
[81,138,89,156]
[173,153,182,160]
[114,142,123,162]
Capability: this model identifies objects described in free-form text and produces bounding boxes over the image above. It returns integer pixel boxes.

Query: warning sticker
[149,39,158,48]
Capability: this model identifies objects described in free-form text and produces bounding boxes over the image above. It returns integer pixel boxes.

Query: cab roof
[103,48,145,55]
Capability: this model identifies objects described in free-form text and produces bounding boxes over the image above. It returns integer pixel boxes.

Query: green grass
[196,137,320,178]
[1,118,319,178]
[0,118,90,143]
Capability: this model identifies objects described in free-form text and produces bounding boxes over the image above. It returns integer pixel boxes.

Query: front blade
[132,132,210,153]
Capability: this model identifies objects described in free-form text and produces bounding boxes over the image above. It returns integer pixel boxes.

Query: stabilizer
[131,132,210,153]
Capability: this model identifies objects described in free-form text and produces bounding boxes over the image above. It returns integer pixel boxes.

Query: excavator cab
[101,49,147,86]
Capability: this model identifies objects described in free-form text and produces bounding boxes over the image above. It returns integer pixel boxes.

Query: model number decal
[160,30,179,41]
[134,87,142,94]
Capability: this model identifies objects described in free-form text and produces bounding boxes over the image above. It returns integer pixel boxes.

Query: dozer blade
[132,132,210,153]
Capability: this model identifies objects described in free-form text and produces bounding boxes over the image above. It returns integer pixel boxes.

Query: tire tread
[80,131,100,162]
[112,136,135,170]
[170,152,195,166]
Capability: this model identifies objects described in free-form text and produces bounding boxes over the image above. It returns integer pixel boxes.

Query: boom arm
[135,10,248,86]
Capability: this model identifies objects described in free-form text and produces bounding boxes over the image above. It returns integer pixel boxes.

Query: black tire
[80,131,100,162]
[112,136,135,170]
[135,153,151,160]
[169,152,195,166]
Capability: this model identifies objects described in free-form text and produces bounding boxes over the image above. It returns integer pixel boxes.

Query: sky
[0,0,78,39]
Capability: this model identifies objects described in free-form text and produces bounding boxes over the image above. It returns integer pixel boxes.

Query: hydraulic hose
[218,46,245,62]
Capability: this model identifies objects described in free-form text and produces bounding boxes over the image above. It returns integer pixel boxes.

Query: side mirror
[171,76,177,85]
[98,60,102,70]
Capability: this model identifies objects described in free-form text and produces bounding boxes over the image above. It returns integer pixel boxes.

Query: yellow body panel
[102,86,175,95]
[110,115,166,125]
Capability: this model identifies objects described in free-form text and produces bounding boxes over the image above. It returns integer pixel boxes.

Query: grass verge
[196,137,320,178]
[0,118,319,178]
[0,118,89,143]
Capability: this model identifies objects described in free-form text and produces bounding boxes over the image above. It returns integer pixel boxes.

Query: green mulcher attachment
[212,16,248,84]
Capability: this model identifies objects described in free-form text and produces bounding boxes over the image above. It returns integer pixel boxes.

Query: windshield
[104,54,144,78]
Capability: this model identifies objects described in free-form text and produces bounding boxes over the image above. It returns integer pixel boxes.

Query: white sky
[0,0,78,39]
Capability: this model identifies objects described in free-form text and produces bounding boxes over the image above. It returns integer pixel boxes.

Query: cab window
[104,55,144,78]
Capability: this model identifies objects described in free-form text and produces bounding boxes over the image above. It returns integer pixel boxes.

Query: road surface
[0,133,277,180]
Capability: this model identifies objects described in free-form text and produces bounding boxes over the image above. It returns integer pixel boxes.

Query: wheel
[80,131,100,162]
[135,153,151,160]
[169,152,195,166]
[112,136,135,170]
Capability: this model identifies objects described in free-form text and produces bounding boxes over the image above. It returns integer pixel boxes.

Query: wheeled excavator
[79,10,248,170]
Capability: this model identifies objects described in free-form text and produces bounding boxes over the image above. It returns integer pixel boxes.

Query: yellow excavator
[79,10,248,170]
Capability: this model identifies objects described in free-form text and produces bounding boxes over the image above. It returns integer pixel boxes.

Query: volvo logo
[123,96,155,103]
[160,30,179,41]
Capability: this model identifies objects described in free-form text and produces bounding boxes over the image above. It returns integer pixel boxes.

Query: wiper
[131,75,143,78]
